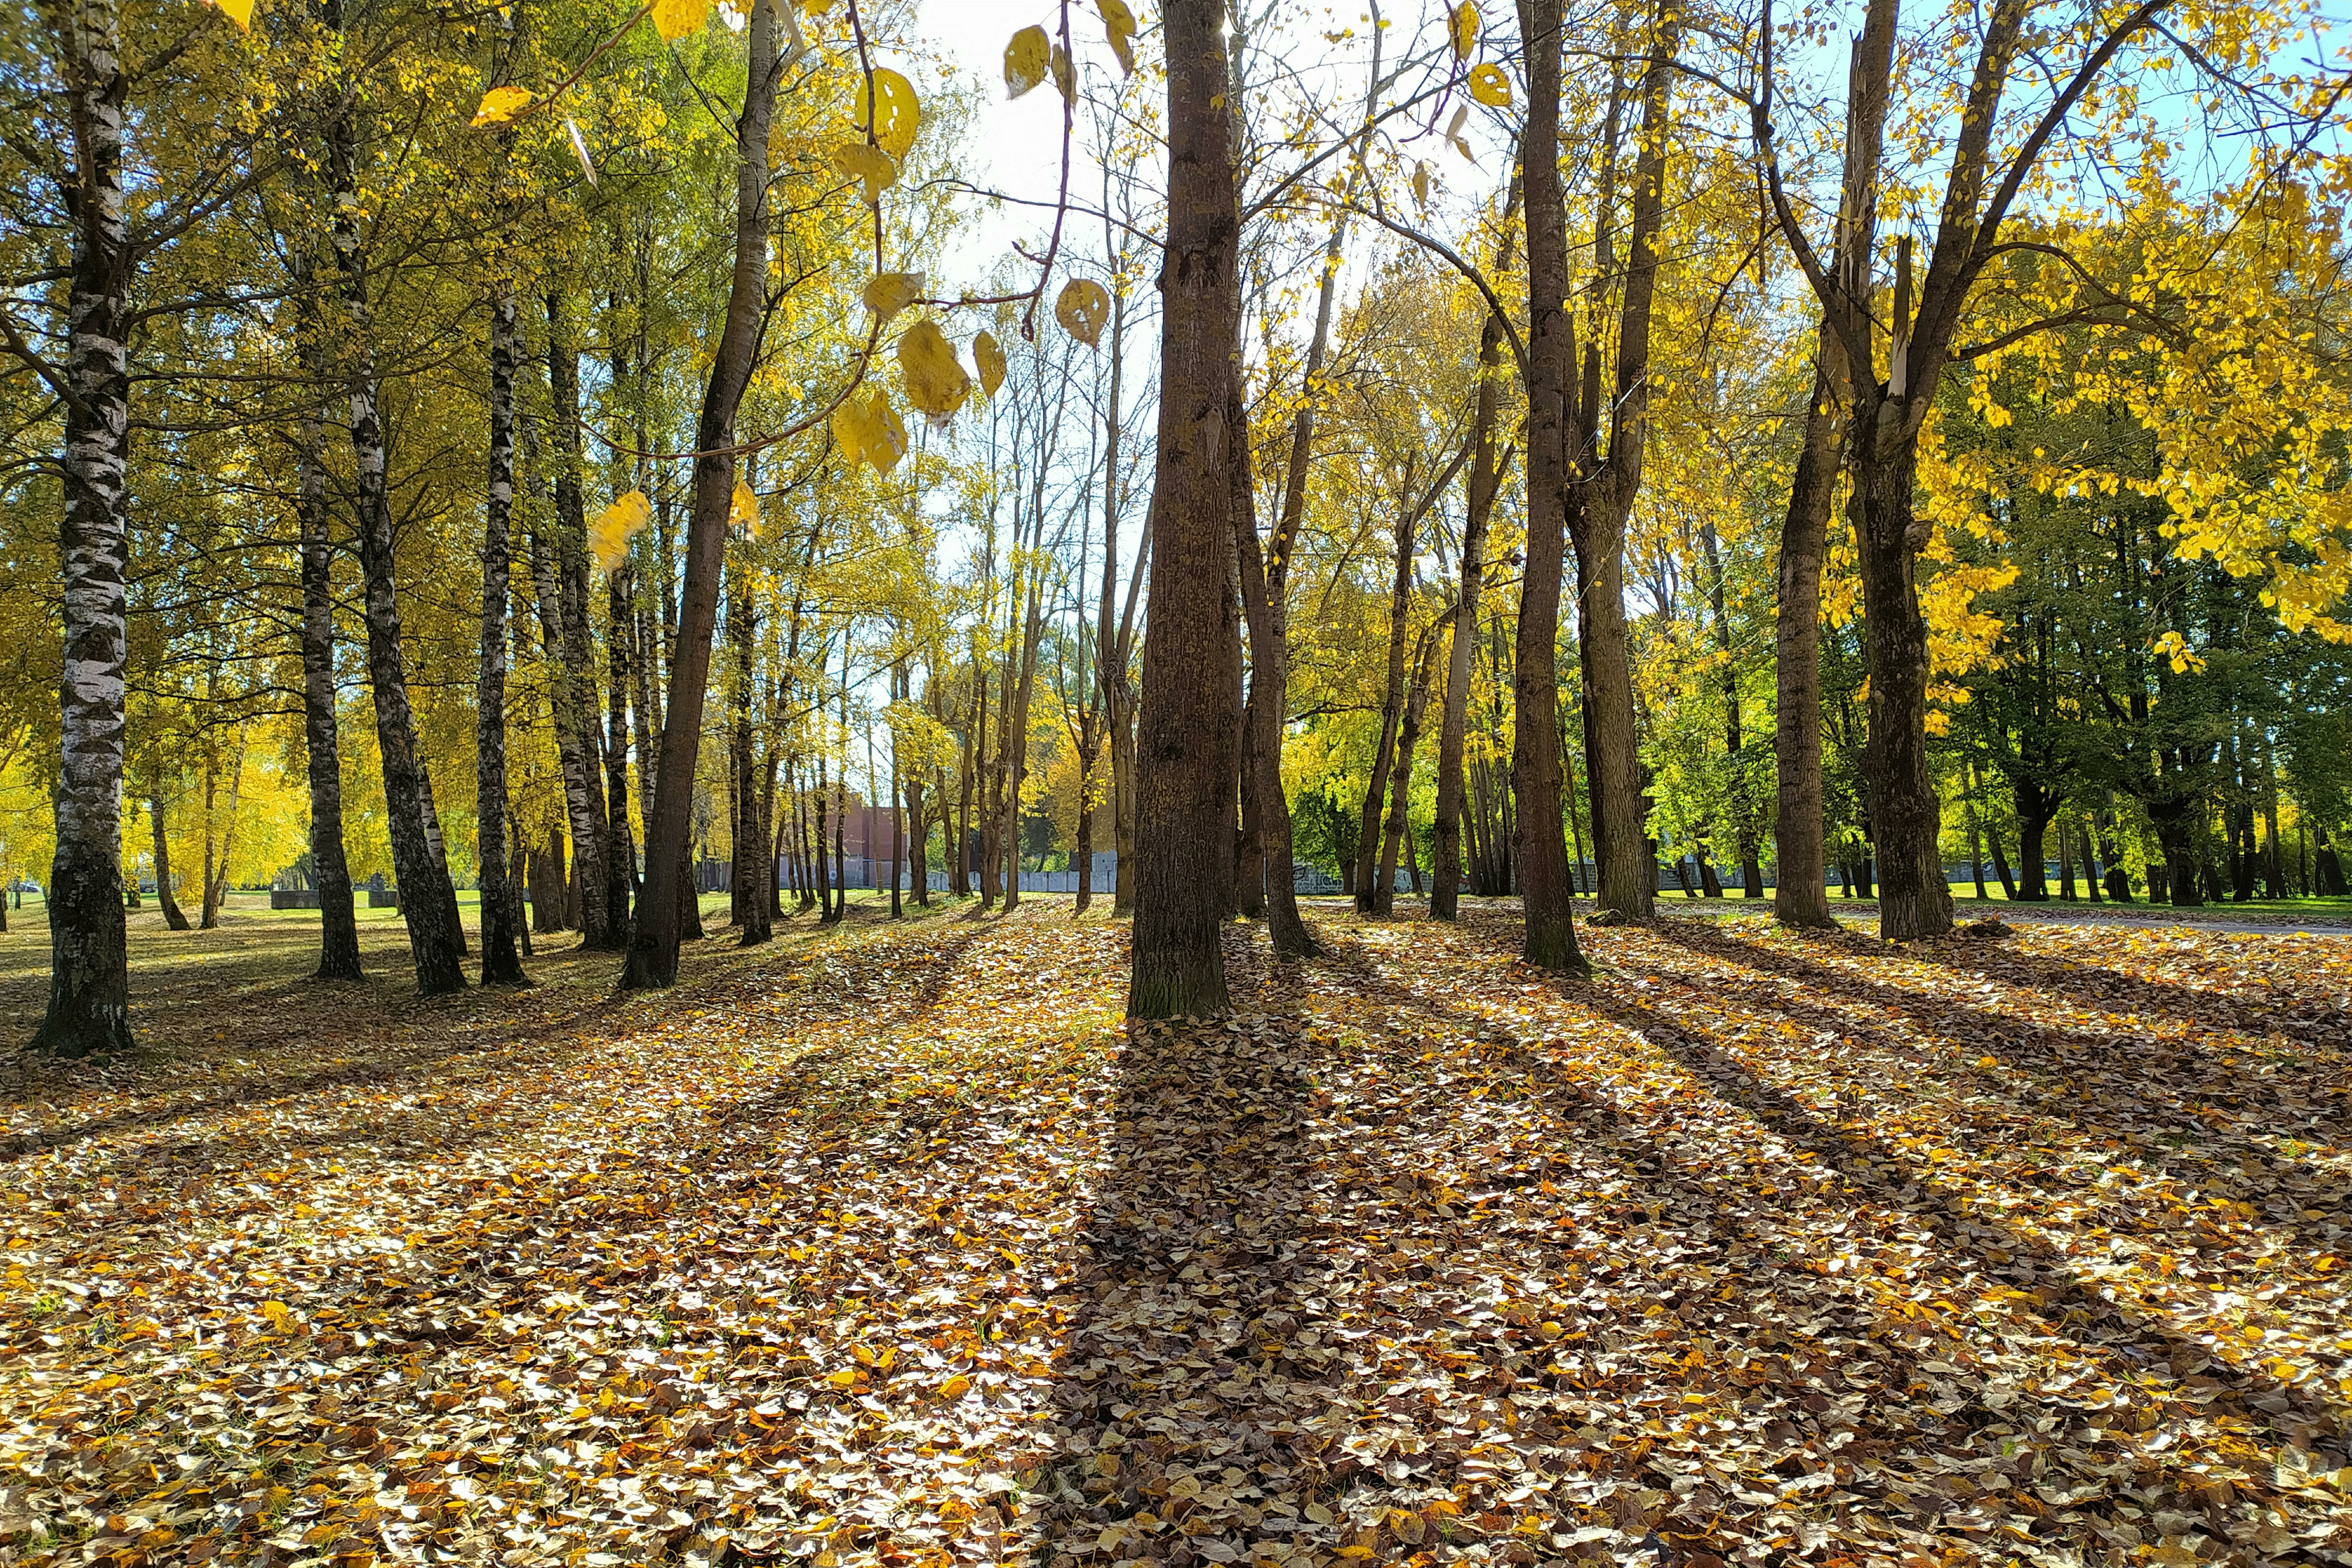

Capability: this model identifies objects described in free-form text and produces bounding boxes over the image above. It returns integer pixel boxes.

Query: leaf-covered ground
[2,901,2349,1567]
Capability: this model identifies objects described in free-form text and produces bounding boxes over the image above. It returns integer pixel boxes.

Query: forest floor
[0,897,2349,1568]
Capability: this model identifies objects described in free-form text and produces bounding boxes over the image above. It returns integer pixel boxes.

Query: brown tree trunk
[1507,0,1587,972]
[1773,358,1844,928]
[1230,387,1317,957]
[292,260,363,979]
[1129,0,1244,1017]
[622,0,781,986]
[1376,618,1446,915]
[545,288,615,950]
[150,793,190,931]
[1433,227,1513,921]
[1571,1,1681,924]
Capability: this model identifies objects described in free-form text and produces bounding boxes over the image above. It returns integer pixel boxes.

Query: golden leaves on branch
[213,0,255,32]
[898,321,972,426]
[863,272,926,319]
[833,390,908,473]
[651,0,712,41]
[854,67,922,159]
[1005,25,1052,99]
[589,490,652,571]
[832,142,898,204]
[471,86,535,127]
[1054,279,1110,348]
[1097,0,1137,74]
[973,331,1007,399]
[1448,2,1477,61]
[729,481,762,539]
[1466,62,1511,107]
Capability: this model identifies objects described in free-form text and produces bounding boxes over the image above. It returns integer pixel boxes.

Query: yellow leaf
[831,401,869,469]
[260,1300,293,1325]
[831,142,898,204]
[833,390,908,474]
[729,481,761,538]
[827,1367,858,1387]
[214,0,256,31]
[589,489,652,571]
[1050,41,1073,101]
[898,319,972,425]
[1448,1,1477,60]
[940,1374,972,1399]
[1055,278,1110,348]
[471,85,534,127]
[1097,0,1136,74]
[1467,62,1510,107]
[854,67,921,160]
[973,331,1006,398]
[1445,103,1474,162]
[1412,162,1430,206]
[1005,25,1051,98]
[650,0,710,39]
[863,271,926,318]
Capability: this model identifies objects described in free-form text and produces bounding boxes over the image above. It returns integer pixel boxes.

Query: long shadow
[1101,910,2346,1559]
[1643,920,2349,1146]
[1629,929,2352,1259]
[1573,978,2341,1431]
[1893,921,2349,1046]
[1027,924,1353,1564]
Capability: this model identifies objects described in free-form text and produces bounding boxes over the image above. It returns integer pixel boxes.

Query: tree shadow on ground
[1021,912,2343,1566]
[1628,921,2352,1256]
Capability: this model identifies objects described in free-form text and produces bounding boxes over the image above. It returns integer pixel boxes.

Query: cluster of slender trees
[8,0,2346,1048]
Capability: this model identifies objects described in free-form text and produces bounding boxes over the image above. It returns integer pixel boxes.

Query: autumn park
[6,0,2352,1559]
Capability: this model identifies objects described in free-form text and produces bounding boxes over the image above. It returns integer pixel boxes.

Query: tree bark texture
[475,286,528,985]
[545,288,615,949]
[1508,0,1587,972]
[324,24,465,995]
[1432,263,1510,922]
[294,275,363,980]
[1230,387,1317,958]
[150,794,189,931]
[1129,0,1245,1019]
[623,0,779,987]
[32,0,134,1054]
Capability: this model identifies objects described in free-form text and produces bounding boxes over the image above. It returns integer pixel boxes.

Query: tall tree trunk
[1002,563,1045,912]
[1376,618,1446,916]
[1357,466,1418,910]
[1572,0,1681,924]
[1432,232,1513,922]
[32,0,134,1054]
[1230,385,1317,957]
[150,793,189,931]
[621,0,791,983]
[545,288,615,949]
[2011,777,2054,900]
[1129,0,1245,1018]
[1508,0,1587,972]
[476,284,528,984]
[729,560,771,944]
[606,563,638,933]
[200,751,220,930]
[1773,357,1844,929]
[326,24,465,995]
[294,272,363,980]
